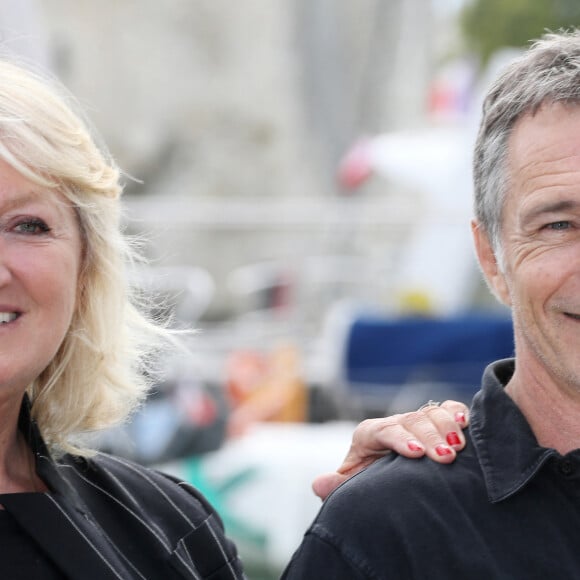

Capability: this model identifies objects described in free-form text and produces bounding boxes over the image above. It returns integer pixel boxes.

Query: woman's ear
[471,220,511,307]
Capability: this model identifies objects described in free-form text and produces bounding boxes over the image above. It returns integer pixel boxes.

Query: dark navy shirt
[282,359,580,580]
[0,509,66,579]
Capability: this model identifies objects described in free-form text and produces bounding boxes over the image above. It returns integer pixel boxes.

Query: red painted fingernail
[454,412,466,424]
[407,440,424,452]
[435,445,452,456]
[446,432,461,446]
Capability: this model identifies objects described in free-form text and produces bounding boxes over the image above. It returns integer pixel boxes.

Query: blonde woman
[0,57,243,579]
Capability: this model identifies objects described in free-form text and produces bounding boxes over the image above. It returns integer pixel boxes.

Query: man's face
[475,102,580,394]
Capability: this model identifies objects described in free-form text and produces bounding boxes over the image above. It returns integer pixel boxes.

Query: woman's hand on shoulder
[312,400,469,500]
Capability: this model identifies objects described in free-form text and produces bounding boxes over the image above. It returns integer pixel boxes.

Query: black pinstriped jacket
[1,399,246,579]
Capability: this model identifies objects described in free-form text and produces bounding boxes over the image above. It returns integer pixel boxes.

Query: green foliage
[460,0,580,64]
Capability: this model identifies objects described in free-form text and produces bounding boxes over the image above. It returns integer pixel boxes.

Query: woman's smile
[0,311,20,324]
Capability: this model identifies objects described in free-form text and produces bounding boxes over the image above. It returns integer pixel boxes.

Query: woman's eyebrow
[0,191,55,213]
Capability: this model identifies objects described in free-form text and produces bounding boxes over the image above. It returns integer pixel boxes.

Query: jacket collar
[17,395,82,497]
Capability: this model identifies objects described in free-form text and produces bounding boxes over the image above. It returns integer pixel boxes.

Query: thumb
[311,472,349,501]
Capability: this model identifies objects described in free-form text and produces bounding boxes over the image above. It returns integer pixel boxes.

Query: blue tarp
[345,312,514,393]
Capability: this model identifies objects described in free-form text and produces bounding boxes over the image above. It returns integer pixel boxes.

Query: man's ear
[471,220,511,307]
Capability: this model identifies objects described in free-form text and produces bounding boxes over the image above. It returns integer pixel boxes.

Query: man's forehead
[511,100,580,138]
[508,103,580,172]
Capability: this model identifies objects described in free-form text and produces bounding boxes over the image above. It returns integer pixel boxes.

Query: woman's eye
[14,219,51,234]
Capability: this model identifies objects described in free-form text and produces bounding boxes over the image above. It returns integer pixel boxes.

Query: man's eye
[14,219,50,234]
[546,221,571,230]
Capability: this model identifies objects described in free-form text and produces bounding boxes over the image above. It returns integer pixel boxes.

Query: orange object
[225,344,307,437]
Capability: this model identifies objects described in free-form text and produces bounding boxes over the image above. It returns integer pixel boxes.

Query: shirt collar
[18,394,50,458]
[18,395,88,499]
[470,359,558,503]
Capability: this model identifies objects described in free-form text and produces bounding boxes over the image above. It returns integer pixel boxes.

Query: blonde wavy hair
[0,58,167,454]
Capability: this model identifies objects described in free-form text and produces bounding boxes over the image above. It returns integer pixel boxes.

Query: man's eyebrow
[524,199,580,220]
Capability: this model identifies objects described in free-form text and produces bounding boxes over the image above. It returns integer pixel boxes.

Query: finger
[401,407,465,463]
[339,417,426,471]
[354,420,428,459]
[409,404,468,449]
[440,400,470,427]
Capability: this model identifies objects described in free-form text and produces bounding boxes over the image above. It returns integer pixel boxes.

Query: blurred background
[4,0,580,577]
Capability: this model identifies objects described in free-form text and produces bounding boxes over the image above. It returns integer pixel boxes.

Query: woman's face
[0,160,81,395]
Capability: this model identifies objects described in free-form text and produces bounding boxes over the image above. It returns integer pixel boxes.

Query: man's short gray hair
[475,30,580,253]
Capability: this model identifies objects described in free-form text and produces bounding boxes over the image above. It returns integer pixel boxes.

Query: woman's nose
[0,239,13,286]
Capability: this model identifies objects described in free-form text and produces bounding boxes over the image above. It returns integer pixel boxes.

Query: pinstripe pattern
[53,453,245,579]
[106,455,239,579]
[45,495,128,580]
[70,467,174,552]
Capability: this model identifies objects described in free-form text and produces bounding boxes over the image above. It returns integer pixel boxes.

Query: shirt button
[559,460,575,476]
